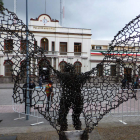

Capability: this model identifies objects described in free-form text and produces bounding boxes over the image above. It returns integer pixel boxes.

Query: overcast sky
[3,0,140,40]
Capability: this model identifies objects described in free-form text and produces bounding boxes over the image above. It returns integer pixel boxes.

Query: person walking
[45,80,53,111]
[121,75,127,89]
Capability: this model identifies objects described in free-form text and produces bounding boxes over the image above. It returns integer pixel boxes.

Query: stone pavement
[0,83,14,89]
[0,108,140,140]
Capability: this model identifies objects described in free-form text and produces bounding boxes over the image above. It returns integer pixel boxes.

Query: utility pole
[26,0,30,120]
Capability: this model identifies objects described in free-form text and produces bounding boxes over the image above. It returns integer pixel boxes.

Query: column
[1,57,4,76]
[52,57,54,68]
[49,40,51,53]
[81,58,84,73]
[56,58,58,70]
[70,58,73,64]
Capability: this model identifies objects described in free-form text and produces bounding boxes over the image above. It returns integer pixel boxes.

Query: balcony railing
[1,49,87,57]
[59,51,87,56]
[74,52,81,56]
[43,51,87,56]
[42,51,59,55]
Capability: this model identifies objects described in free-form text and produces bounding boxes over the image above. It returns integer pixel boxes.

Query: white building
[0,13,139,83]
[90,40,111,68]
[29,14,92,73]
[0,14,94,82]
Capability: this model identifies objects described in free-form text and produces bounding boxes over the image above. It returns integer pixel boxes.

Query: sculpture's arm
[80,67,95,85]
[46,62,63,81]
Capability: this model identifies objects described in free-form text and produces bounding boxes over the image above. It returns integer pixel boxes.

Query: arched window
[74,62,82,74]
[4,60,13,76]
[41,38,48,52]
[59,61,67,72]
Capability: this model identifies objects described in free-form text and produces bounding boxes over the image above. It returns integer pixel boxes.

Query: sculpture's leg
[58,98,71,140]
[58,98,70,132]
[72,95,83,130]
[46,96,50,111]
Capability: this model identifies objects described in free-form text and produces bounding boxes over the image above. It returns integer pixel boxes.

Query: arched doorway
[74,61,82,74]
[124,67,132,82]
[41,38,48,52]
[38,59,50,83]
[59,61,67,72]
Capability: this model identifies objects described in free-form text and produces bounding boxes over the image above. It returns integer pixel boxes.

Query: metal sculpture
[0,5,139,140]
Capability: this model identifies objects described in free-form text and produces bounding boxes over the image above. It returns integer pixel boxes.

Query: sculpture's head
[63,63,76,74]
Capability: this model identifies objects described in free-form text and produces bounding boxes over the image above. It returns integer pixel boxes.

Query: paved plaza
[0,83,140,140]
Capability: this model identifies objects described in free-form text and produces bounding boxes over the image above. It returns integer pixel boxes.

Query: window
[20,40,26,54]
[4,60,13,76]
[74,43,81,55]
[97,64,103,76]
[59,61,67,72]
[74,62,81,74]
[52,42,55,54]
[92,46,94,49]
[96,46,102,50]
[41,38,48,52]
[4,39,13,53]
[60,42,67,55]
[111,65,116,76]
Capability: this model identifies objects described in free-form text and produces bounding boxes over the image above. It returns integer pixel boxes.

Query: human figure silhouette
[51,63,93,132]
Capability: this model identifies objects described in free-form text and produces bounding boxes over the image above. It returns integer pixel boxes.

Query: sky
[2,0,140,40]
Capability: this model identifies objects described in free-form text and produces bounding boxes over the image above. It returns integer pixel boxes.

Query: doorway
[124,68,132,82]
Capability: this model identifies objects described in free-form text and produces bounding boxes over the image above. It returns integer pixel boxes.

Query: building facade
[0,14,92,82]
[29,14,92,73]
[1,13,139,83]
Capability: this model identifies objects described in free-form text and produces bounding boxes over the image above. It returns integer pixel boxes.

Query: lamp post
[26,0,30,120]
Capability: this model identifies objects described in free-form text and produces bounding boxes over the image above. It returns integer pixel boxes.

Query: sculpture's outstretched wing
[80,15,140,132]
